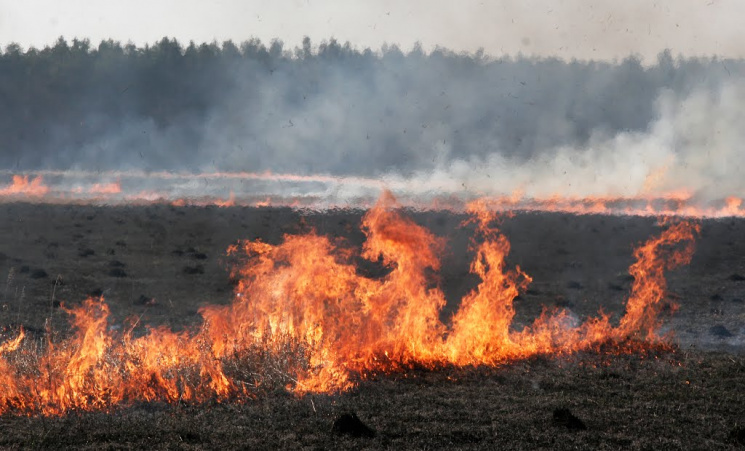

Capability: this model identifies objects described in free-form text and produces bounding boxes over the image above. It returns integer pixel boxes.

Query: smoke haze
[1,38,743,203]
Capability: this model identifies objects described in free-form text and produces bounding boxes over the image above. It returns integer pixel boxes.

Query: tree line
[0,37,740,174]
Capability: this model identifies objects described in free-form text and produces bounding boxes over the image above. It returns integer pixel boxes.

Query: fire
[0,192,699,415]
[170,193,236,207]
[445,199,533,364]
[253,197,272,207]
[214,191,236,207]
[0,170,743,217]
[724,196,743,216]
[614,220,699,341]
[88,181,122,195]
[0,175,49,197]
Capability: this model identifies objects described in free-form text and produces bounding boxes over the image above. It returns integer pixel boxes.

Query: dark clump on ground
[553,408,587,431]
[332,412,376,438]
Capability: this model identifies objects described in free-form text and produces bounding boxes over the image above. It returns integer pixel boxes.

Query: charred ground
[0,203,742,448]
[0,351,741,450]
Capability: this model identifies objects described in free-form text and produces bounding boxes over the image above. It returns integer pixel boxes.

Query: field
[0,203,742,449]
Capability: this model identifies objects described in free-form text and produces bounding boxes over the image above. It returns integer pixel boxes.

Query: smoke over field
[1,39,744,204]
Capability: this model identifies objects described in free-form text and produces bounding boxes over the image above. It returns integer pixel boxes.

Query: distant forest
[0,37,741,174]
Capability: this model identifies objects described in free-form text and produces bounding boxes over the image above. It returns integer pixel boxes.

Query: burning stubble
[0,192,699,415]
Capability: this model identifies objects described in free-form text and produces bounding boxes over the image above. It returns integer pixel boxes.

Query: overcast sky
[0,0,743,61]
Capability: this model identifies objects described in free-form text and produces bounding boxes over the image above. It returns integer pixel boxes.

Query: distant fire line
[0,169,387,188]
[0,173,742,217]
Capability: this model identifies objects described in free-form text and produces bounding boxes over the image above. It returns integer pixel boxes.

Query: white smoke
[392,80,745,201]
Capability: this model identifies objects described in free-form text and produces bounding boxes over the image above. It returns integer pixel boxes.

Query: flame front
[0,192,699,415]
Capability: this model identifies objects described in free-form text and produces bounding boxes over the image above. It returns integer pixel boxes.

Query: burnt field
[0,202,743,449]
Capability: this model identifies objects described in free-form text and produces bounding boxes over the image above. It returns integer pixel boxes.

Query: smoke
[4,40,745,202]
[400,80,745,200]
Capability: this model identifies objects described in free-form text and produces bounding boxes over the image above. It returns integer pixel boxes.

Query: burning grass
[0,192,703,416]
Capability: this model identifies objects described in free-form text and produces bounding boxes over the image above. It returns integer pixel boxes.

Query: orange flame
[614,220,699,341]
[0,192,699,415]
[88,181,122,195]
[0,175,49,197]
[214,191,236,207]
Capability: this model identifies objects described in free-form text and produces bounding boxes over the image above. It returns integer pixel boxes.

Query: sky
[0,0,743,62]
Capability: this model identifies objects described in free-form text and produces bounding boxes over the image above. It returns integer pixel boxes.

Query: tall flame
[0,192,699,415]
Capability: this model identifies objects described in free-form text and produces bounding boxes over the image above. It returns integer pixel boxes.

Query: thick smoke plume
[1,38,743,202]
